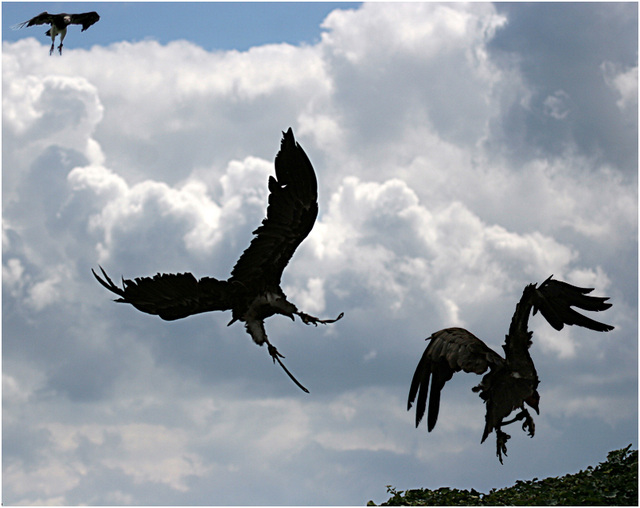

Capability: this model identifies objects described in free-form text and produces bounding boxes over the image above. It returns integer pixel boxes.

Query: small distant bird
[407,276,614,463]
[93,128,343,393]
[13,11,100,55]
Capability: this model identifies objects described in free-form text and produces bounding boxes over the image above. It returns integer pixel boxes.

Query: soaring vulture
[93,128,343,392]
[13,11,100,55]
[407,276,614,463]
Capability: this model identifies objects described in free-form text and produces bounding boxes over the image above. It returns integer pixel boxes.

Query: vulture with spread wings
[94,128,343,392]
[13,11,100,55]
[408,276,614,463]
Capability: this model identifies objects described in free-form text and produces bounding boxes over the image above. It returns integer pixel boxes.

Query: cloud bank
[3,3,637,505]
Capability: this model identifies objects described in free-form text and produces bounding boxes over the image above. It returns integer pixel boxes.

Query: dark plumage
[13,11,100,55]
[408,276,614,463]
[93,128,343,392]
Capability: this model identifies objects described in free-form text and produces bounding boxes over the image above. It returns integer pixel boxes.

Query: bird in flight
[13,11,100,55]
[407,276,614,463]
[93,128,343,393]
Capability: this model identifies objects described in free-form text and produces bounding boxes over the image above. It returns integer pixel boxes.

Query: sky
[2,2,638,505]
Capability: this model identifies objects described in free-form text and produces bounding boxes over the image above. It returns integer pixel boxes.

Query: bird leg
[494,408,535,464]
[501,408,535,438]
[296,311,344,326]
[58,31,67,55]
[522,410,535,437]
[266,342,309,393]
[49,42,55,56]
[495,429,511,464]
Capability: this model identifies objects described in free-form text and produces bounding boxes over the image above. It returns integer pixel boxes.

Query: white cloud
[2,3,636,505]
[321,3,506,65]
[3,73,103,154]
[543,387,636,426]
[602,61,638,111]
[2,258,26,297]
[4,459,83,504]
[306,174,581,327]
[285,277,327,315]
[26,271,62,311]
[534,326,577,359]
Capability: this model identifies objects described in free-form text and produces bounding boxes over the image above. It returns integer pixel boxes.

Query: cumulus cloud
[2,3,636,505]
[3,73,103,161]
[602,61,638,111]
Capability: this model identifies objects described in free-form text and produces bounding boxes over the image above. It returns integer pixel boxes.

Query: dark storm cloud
[489,3,638,171]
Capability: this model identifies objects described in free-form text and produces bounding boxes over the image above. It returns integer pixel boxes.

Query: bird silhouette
[93,128,343,393]
[408,276,614,463]
[13,11,100,55]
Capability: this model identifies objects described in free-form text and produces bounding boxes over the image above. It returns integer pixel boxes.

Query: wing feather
[230,128,318,287]
[92,266,235,321]
[69,12,100,31]
[13,12,52,29]
[532,276,614,332]
[408,328,504,430]
[13,11,99,30]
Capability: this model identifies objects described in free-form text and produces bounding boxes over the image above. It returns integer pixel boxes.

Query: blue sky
[2,2,638,506]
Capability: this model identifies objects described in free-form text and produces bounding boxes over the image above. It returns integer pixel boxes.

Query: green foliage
[369,445,637,506]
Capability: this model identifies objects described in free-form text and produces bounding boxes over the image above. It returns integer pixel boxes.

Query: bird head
[525,390,540,414]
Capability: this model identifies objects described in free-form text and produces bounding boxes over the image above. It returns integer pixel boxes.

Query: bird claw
[298,311,344,326]
[495,429,510,465]
[266,343,309,393]
[502,408,536,438]
[492,409,535,463]
[267,343,285,362]
[522,412,535,438]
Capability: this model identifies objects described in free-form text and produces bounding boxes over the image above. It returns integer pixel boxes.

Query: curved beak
[525,391,540,414]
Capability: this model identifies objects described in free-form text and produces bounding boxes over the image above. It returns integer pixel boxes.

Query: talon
[265,342,309,393]
[523,413,535,437]
[298,311,344,326]
[299,312,318,326]
[496,429,510,464]
[267,343,284,362]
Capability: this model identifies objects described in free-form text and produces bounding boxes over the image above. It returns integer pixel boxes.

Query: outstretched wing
[70,12,100,31]
[531,276,614,332]
[408,328,504,431]
[13,11,53,29]
[230,128,318,288]
[498,275,613,432]
[92,266,236,321]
